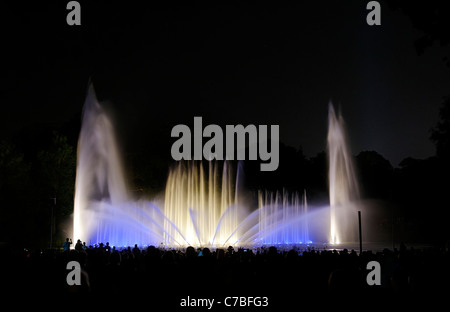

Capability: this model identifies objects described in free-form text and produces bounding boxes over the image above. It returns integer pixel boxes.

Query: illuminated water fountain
[163,160,240,247]
[328,103,360,244]
[73,86,361,247]
[256,190,310,245]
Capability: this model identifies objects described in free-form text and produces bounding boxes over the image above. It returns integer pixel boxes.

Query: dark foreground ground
[1,243,449,308]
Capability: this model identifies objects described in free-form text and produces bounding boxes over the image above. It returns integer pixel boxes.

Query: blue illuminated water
[73,86,359,248]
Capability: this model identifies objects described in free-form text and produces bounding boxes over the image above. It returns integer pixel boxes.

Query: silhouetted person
[217,249,225,261]
[133,244,140,257]
[105,242,111,253]
[185,246,196,260]
[63,238,72,251]
[75,239,83,251]
[202,247,211,257]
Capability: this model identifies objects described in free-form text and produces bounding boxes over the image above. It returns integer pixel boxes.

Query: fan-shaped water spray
[73,86,361,247]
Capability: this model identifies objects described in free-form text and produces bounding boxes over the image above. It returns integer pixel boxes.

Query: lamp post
[358,210,362,254]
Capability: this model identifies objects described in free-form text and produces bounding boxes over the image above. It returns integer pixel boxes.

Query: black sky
[2,0,450,166]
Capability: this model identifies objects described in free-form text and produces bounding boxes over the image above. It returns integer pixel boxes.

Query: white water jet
[73,85,129,244]
[327,103,360,244]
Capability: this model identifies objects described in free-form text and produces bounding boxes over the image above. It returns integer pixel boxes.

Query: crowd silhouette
[2,241,449,304]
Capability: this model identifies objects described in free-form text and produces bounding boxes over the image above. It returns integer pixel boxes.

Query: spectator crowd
[2,241,449,305]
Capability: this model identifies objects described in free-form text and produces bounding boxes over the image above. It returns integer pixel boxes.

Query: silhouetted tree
[307,151,328,198]
[430,96,450,159]
[37,133,76,217]
[244,143,308,193]
[0,140,30,193]
[390,0,450,65]
[0,141,32,242]
[356,151,393,199]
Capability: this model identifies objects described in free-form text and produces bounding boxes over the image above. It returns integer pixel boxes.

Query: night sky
[2,1,450,166]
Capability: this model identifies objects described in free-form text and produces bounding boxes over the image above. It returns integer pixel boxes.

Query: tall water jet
[73,85,129,243]
[327,103,360,244]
